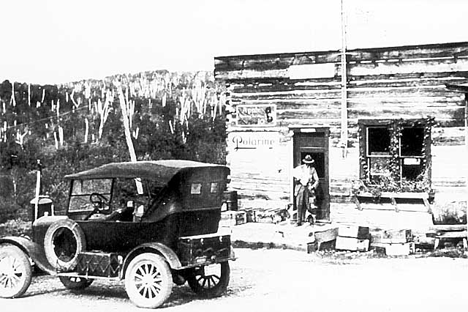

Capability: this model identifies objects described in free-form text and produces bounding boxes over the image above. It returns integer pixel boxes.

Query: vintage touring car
[0,160,235,308]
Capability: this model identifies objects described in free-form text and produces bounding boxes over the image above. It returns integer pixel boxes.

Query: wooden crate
[383,242,415,256]
[372,229,412,244]
[220,211,246,226]
[338,225,370,239]
[335,236,370,252]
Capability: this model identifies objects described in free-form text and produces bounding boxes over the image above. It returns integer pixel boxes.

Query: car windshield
[68,178,165,214]
[69,179,113,212]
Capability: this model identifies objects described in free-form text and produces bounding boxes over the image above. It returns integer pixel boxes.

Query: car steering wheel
[90,192,109,208]
[84,193,110,220]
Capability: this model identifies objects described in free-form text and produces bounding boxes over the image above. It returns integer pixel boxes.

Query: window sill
[353,191,432,213]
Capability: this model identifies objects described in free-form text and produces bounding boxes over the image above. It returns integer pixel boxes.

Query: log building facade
[215,41,468,229]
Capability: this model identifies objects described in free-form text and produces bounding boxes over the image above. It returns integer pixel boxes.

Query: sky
[0,0,466,84]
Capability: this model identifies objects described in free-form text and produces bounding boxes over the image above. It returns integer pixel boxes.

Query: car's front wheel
[0,244,33,298]
[124,253,173,309]
[187,261,230,298]
[59,276,94,290]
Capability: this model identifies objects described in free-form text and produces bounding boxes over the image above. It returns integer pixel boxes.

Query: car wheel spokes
[0,246,32,299]
[0,256,24,290]
[197,273,220,289]
[134,262,163,299]
[187,262,230,298]
[125,253,172,308]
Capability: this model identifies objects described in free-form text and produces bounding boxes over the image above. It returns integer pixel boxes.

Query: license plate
[204,264,220,276]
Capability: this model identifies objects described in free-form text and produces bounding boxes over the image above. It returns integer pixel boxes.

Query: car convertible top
[64,160,228,184]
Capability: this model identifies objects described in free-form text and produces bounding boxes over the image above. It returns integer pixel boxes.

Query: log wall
[216,42,468,226]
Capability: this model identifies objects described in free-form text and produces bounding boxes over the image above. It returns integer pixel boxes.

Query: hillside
[0,70,227,221]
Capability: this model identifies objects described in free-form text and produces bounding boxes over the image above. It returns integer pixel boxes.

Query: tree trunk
[117,85,143,194]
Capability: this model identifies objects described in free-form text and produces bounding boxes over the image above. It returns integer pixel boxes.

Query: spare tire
[44,219,86,271]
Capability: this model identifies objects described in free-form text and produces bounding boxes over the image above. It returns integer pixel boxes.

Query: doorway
[292,128,330,220]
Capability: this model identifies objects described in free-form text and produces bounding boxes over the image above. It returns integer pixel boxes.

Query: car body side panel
[76,214,181,253]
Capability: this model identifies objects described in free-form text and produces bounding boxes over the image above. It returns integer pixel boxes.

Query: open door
[292,128,330,221]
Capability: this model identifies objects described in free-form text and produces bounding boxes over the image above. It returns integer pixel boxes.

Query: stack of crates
[335,225,371,252]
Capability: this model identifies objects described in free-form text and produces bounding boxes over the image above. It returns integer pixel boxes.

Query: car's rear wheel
[0,244,33,298]
[124,253,173,309]
[59,276,94,290]
[44,219,86,271]
[187,261,230,298]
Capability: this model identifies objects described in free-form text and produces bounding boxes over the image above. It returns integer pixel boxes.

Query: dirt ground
[1,248,467,312]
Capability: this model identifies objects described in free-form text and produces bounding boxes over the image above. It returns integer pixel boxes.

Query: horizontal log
[348,106,465,120]
[218,57,468,81]
[218,68,290,80]
[275,106,464,121]
[234,97,462,110]
[228,76,468,93]
[278,109,341,120]
[235,100,341,111]
[247,116,464,128]
[348,76,468,89]
[224,72,468,91]
[215,42,468,72]
[349,71,468,82]
[432,127,467,145]
[347,58,468,77]
[231,86,464,102]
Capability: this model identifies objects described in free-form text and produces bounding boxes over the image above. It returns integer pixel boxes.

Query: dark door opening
[292,129,330,221]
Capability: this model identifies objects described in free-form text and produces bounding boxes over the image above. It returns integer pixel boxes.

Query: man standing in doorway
[293,155,319,226]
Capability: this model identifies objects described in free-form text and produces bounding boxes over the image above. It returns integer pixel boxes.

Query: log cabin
[214,41,468,231]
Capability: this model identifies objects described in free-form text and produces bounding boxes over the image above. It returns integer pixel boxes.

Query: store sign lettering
[231,134,277,150]
[237,104,276,126]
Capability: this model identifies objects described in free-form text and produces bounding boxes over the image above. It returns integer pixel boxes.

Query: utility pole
[340,0,348,158]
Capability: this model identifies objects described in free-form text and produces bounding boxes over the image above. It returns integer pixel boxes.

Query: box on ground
[371,229,412,244]
[338,225,370,239]
[335,236,370,252]
[220,211,246,226]
[376,242,414,256]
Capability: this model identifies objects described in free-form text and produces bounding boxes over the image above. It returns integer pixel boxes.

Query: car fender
[0,236,56,275]
[122,242,182,278]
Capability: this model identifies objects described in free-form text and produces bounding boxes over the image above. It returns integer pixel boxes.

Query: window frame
[358,119,431,186]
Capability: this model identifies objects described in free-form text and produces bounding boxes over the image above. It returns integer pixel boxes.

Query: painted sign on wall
[236,104,276,126]
[228,132,279,151]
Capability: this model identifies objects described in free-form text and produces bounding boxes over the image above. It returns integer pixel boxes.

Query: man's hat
[302,155,314,164]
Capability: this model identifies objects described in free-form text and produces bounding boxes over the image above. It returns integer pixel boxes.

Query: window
[367,128,390,156]
[400,127,425,180]
[210,182,219,193]
[366,127,392,178]
[190,183,202,195]
[359,120,431,190]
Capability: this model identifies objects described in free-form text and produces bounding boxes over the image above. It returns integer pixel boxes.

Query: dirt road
[1,248,467,312]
